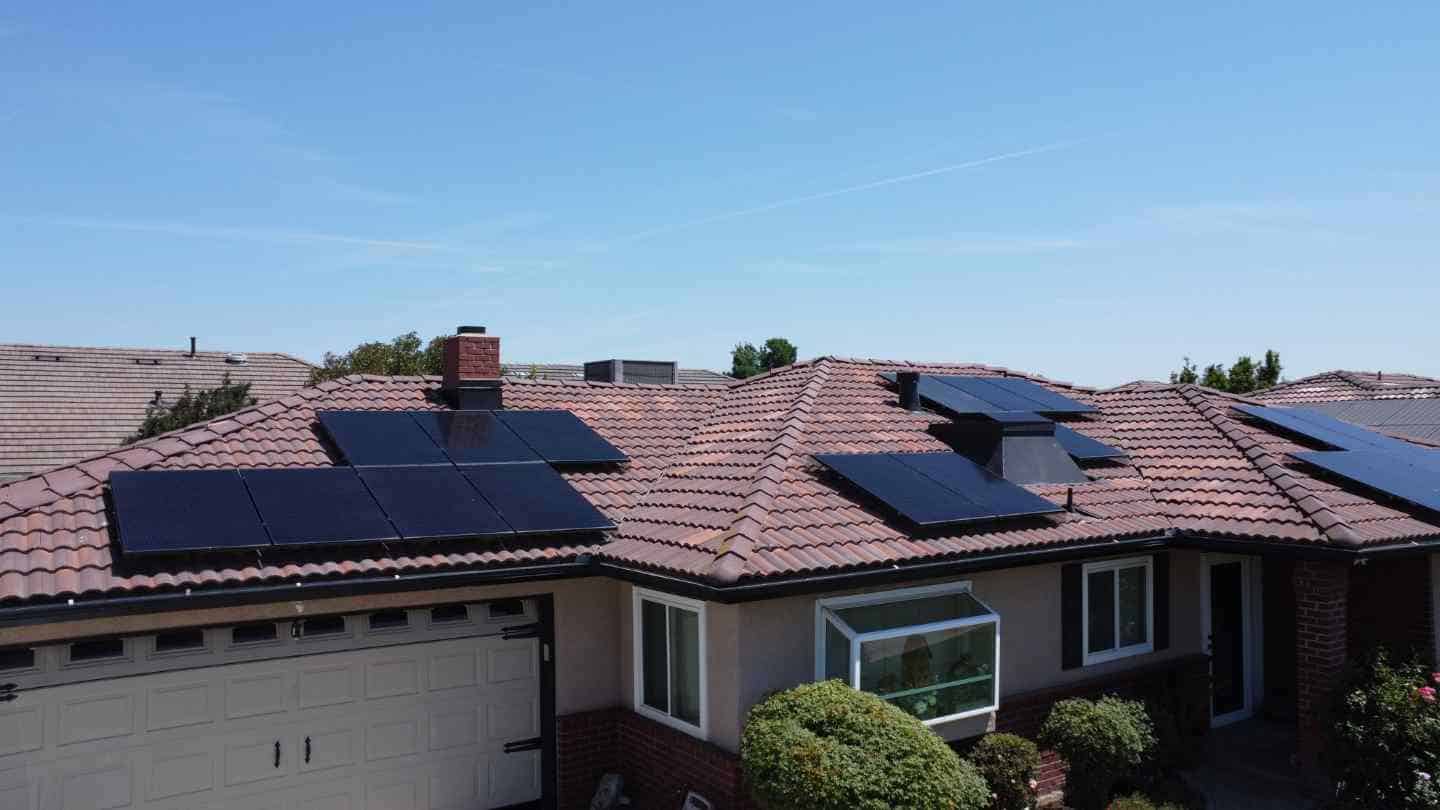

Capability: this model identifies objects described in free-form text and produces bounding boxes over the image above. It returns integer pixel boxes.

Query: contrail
[2,214,451,252]
[592,139,1085,249]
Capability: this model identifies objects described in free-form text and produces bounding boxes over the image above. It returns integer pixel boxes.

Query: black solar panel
[242,468,399,547]
[1291,450,1440,515]
[460,462,615,534]
[880,372,1096,417]
[412,411,539,465]
[1053,423,1127,460]
[494,410,628,464]
[814,452,1060,527]
[973,376,1099,414]
[1233,404,1434,464]
[358,466,513,541]
[109,469,269,554]
[316,411,449,467]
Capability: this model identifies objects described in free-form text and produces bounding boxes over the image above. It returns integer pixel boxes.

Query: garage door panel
[145,743,214,801]
[226,673,291,720]
[488,750,540,809]
[57,761,132,810]
[297,665,355,711]
[427,708,479,753]
[0,766,35,810]
[225,737,290,787]
[299,728,355,775]
[486,697,536,743]
[365,776,419,810]
[427,652,476,692]
[145,682,212,732]
[485,642,535,684]
[363,717,419,763]
[0,706,44,757]
[364,658,419,699]
[427,756,479,810]
[57,693,135,746]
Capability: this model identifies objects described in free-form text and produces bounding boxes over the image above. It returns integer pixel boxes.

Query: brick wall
[1348,556,1434,662]
[1294,559,1349,766]
[442,333,501,389]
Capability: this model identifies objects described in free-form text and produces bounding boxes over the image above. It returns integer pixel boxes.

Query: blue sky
[1,2,1437,386]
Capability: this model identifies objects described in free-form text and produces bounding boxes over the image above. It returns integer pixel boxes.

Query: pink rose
[1418,686,1437,703]
[1432,672,1440,685]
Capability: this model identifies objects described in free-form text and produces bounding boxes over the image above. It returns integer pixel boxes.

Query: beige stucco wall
[696,551,1205,752]
[0,576,625,716]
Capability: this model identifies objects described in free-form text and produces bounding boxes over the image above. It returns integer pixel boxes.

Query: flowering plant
[1325,653,1440,809]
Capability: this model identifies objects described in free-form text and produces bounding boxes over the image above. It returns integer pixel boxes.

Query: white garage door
[0,630,543,810]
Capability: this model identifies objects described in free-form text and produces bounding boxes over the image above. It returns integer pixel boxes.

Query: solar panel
[1291,450,1440,515]
[880,372,996,416]
[242,468,399,547]
[109,469,269,554]
[1232,404,1434,464]
[316,411,449,467]
[358,466,513,541]
[814,452,1060,527]
[1053,423,1127,460]
[891,452,1064,520]
[936,376,1097,415]
[412,411,539,465]
[494,410,628,464]
[460,462,615,534]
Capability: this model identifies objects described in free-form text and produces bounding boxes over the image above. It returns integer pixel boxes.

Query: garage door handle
[503,737,542,754]
[305,736,312,764]
[274,741,281,768]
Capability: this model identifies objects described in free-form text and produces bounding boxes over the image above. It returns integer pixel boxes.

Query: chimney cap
[456,325,487,335]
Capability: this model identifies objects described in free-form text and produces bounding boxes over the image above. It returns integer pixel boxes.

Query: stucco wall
[0,576,625,717]
[701,551,1205,752]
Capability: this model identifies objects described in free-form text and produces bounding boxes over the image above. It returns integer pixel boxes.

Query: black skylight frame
[814,451,1062,528]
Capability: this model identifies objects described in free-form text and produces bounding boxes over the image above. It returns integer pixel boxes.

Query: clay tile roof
[1257,370,1440,405]
[3,357,1440,606]
[0,343,315,481]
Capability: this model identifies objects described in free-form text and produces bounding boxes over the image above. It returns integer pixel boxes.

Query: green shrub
[1106,793,1183,810]
[741,680,990,810]
[969,733,1039,809]
[1038,697,1155,810]
[1324,652,1440,809]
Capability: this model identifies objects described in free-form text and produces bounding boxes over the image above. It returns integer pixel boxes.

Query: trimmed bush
[969,733,1039,809]
[741,680,990,810]
[1324,652,1440,809]
[1038,697,1155,810]
[1106,794,1183,810]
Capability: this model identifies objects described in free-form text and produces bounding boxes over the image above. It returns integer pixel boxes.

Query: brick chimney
[442,326,503,409]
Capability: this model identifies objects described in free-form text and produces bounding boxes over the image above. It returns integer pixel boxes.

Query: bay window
[1082,556,1153,665]
[633,588,707,736]
[816,582,1000,724]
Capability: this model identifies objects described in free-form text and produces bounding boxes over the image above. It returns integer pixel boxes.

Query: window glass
[1118,566,1148,647]
[835,592,988,634]
[824,618,850,681]
[368,609,409,631]
[301,616,346,637]
[858,623,995,722]
[69,638,124,662]
[0,647,36,671]
[154,629,205,653]
[640,599,669,714]
[430,604,470,623]
[1086,569,1116,654]
[232,622,278,645]
[669,606,701,725]
[487,599,526,620]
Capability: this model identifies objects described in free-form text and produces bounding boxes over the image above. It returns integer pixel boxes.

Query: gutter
[3,528,1438,628]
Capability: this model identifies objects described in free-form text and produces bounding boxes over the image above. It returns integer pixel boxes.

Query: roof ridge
[704,359,833,584]
[0,342,315,366]
[1176,384,1363,547]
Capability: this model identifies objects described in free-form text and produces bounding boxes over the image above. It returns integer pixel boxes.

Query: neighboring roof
[3,359,1439,607]
[1297,400,1440,444]
[1257,370,1440,405]
[501,362,733,386]
[0,343,315,481]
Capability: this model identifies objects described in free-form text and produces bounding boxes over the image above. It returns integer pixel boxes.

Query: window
[298,616,347,638]
[816,582,1000,725]
[68,638,125,663]
[368,609,410,632]
[1082,556,1153,665]
[231,622,279,645]
[154,629,206,654]
[430,604,471,624]
[0,647,36,672]
[632,589,706,736]
[487,599,527,621]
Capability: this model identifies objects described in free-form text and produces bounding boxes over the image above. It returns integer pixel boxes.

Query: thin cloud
[589,139,1086,250]
[842,234,1087,256]
[2,214,451,252]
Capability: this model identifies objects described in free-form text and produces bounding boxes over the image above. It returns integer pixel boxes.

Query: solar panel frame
[494,410,628,465]
[242,468,400,547]
[1290,450,1440,515]
[411,410,540,465]
[459,462,616,535]
[316,410,450,467]
[357,466,515,541]
[109,469,270,555]
[932,376,1046,412]
[1053,423,1128,460]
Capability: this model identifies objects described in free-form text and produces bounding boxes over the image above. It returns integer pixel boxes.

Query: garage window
[299,616,348,638]
[154,629,206,654]
[0,647,35,672]
[368,610,410,632]
[231,622,279,645]
[1083,556,1153,665]
[68,638,126,664]
[816,582,1000,724]
[430,604,471,624]
[633,588,706,737]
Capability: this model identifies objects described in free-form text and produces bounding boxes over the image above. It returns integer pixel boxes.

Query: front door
[1206,556,1252,725]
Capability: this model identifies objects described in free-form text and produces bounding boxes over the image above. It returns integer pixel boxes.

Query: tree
[1226,356,1257,394]
[731,336,798,379]
[125,374,255,444]
[1257,350,1283,389]
[1169,357,1198,385]
[1170,350,1284,393]
[1200,364,1228,390]
[312,331,447,383]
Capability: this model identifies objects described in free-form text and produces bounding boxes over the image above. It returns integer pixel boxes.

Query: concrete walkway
[1180,720,1324,810]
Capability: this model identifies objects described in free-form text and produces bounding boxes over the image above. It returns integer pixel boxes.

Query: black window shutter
[1061,562,1082,670]
[1153,552,1171,651]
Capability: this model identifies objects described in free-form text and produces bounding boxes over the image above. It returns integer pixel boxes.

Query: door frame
[1200,554,1261,727]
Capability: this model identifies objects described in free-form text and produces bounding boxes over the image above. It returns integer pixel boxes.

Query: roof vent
[938,417,1089,485]
[134,358,161,366]
[584,360,678,385]
[31,354,63,362]
[225,353,248,365]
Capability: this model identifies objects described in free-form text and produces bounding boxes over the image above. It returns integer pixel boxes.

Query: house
[1258,369,1440,442]
[1,329,1437,810]
[0,341,315,482]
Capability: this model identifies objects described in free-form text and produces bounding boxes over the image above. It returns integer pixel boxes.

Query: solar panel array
[814,452,1062,528]
[1232,404,1440,518]
[110,408,624,556]
[881,372,1125,460]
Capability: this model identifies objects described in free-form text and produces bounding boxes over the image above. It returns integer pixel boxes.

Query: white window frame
[814,581,1001,725]
[1082,555,1155,666]
[632,588,709,739]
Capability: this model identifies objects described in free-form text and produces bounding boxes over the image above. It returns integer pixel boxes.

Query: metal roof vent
[225,353,248,365]
[584,360,678,385]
